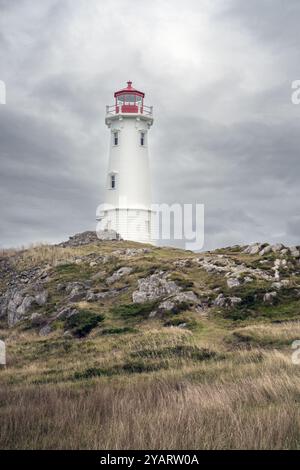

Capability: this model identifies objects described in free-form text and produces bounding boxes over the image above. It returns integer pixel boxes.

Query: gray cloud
[0,0,300,249]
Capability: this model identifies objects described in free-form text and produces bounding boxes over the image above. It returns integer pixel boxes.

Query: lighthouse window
[110,174,116,189]
[125,94,135,104]
[113,131,119,146]
[140,132,145,146]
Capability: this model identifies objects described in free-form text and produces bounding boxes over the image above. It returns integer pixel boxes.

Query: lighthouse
[97,81,154,243]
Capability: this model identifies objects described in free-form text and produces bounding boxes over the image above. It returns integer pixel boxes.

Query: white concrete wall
[98,208,154,244]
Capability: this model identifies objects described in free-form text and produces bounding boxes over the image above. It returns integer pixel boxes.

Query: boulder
[59,231,102,247]
[229,297,242,307]
[214,293,242,308]
[55,306,78,320]
[7,291,34,326]
[86,290,120,302]
[106,267,133,285]
[271,243,284,253]
[214,293,226,307]
[227,278,240,289]
[263,292,277,304]
[243,243,263,255]
[132,271,181,303]
[259,245,272,256]
[157,291,198,313]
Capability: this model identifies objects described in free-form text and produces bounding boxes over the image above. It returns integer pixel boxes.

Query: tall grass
[1,350,300,449]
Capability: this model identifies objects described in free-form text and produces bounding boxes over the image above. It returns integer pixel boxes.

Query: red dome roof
[114,81,145,98]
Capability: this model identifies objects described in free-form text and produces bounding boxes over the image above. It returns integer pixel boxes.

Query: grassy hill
[1,233,300,449]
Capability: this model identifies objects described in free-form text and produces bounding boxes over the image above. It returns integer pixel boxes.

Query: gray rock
[243,243,263,255]
[59,231,103,247]
[68,289,86,302]
[132,272,181,303]
[30,312,43,326]
[227,278,240,289]
[214,293,242,308]
[214,293,226,307]
[39,324,52,336]
[55,306,78,320]
[35,289,48,306]
[263,292,277,304]
[229,297,242,307]
[154,291,198,315]
[272,243,284,253]
[65,282,87,302]
[106,267,133,285]
[86,290,119,302]
[259,245,272,256]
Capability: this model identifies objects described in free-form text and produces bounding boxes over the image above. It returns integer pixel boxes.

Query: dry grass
[1,327,300,450]
[1,352,300,450]
[230,321,300,347]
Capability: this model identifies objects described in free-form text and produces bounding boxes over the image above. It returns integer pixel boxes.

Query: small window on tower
[111,174,116,189]
[113,131,119,146]
[140,132,145,146]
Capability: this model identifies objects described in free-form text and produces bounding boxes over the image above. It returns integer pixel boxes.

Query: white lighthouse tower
[97,81,154,243]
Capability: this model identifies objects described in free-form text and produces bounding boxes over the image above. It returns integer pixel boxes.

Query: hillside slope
[1,233,300,449]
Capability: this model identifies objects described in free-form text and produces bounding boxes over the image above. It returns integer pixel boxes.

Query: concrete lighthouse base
[97,208,154,245]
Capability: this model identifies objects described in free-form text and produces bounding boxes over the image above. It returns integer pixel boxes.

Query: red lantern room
[114,81,144,113]
[106,81,152,117]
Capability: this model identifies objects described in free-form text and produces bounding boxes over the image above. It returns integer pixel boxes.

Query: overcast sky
[0,0,300,250]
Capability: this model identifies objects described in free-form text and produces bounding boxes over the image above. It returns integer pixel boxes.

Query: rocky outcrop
[243,243,300,258]
[132,271,181,303]
[1,232,300,333]
[112,248,152,257]
[1,285,49,327]
[214,293,242,308]
[59,231,102,247]
[156,291,199,313]
[196,255,273,283]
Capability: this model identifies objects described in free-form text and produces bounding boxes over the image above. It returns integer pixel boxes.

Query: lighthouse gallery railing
[106,104,153,116]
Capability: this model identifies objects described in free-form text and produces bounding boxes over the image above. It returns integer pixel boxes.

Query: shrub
[111,302,157,319]
[65,310,104,337]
